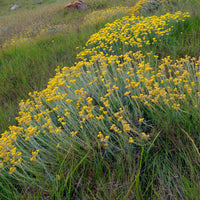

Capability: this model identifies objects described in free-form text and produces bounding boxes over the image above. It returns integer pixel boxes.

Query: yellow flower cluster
[77,11,190,60]
[30,149,39,162]
[0,126,22,174]
[0,48,199,174]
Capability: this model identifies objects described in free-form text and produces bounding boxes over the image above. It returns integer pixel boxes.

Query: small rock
[34,1,42,4]
[64,0,88,10]
[10,4,20,11]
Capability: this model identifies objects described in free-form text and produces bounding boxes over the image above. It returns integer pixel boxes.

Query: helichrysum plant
[0,49,199,177]
[77,11,190,60]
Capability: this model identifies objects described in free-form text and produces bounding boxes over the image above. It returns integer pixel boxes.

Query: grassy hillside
[0,0,200,199]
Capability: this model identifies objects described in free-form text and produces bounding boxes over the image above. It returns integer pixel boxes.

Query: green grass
[0,0,200,199]
[152,15,200,59]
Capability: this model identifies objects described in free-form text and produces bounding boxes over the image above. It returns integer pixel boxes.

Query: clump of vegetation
[77,11,190,59]
[0,0,200,199]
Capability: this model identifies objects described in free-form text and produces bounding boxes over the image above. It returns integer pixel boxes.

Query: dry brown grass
[0,2,68,42]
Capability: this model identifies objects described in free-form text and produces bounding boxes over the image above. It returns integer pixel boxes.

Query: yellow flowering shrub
[0,50,199,174]
[77,11,190,60]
